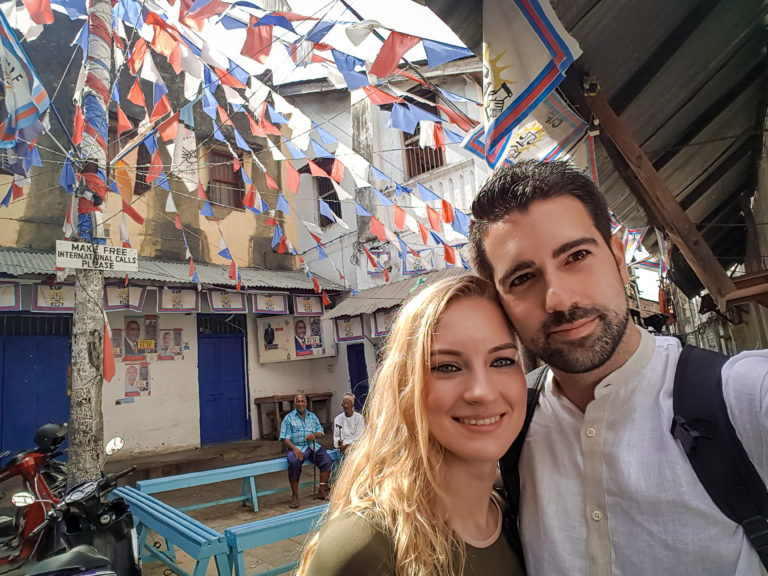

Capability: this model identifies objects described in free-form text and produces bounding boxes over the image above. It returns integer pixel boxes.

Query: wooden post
[583,89,736,307]
[68,0,112,487]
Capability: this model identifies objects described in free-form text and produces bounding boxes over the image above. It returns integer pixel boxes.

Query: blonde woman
[297,276,527,576]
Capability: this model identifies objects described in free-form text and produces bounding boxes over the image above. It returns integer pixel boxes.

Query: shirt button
[591,510,603,522]
[585,427,597,438]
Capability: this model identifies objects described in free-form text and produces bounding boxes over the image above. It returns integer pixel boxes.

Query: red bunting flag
[444,244,456,265]
[264,217,279,226]
[285,161,300,193]
[277,234,287,254]
[436,104,478,133]
[441,199,454,223]
[261,118,281,136]
[426,205,441,231]
[307,159,329,179]
[72,106,83,145]
[182,0,228,31]
[213,66,247,89]
[11,183,23,200]
[188,257,196,277]
[322,290,330,307]
[197,182,208,200]
[393,204,405,231]
[309,232,324,246]
[369,215,386,243]
[362,245,378,268]
[122,200,144,224]
[361,85,403,106]
[246,111,264,137]
[150,93,172,123]
[146,151,163,183]
[228,259,237,280]
[264,172,280,190]
[22,0,53,24]
[217,105,234,127]
[369,31,420,78]
[434,124,445,149]
[418,222,429,245]
[127,78,146,108]
[241,17,273,64]
[232,154,241,172]
[174,214,183,230]
[102,321,116,382]
[116,107,133,136]
[312,276,321,293]
[330,159,345,183]
[127,38,148,75]
[158,112,179,141]
[168,43,182,74]
[243,184,255,208]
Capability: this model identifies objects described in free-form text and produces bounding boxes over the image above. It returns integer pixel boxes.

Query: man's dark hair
[469,160,612,282]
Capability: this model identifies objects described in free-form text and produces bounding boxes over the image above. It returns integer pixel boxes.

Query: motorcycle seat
[25,544,110,576]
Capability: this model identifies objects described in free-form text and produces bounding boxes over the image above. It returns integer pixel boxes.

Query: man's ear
[609,234,630,285]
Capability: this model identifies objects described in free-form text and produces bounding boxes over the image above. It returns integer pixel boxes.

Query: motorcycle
[9,437,140,576]
[0,422,68,572]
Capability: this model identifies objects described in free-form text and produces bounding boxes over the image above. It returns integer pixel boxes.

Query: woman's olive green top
[303,505,525,576]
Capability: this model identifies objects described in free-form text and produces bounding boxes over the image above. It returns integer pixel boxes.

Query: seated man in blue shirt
[280,393,333,508]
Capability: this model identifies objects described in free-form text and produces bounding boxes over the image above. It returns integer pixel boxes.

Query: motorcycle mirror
[105,437,124,455]
[11,491,35,507]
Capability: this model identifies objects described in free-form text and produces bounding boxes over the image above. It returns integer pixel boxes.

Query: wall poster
[292,295,323,316]
[373,308,398,337]
[157,328,184,360]
[294,316,324,356]
[366,250,390,277]
[207,289,247,313]
[257,316,336,364]
[0,281,20,311]
[157,286,200,312]
[251,292,289,314]
[334,316,364,342]
[32,283,75,312]
[104,284,146,311]
[123,362,150,397]
[123,315,157,359]
[402,249,432,276]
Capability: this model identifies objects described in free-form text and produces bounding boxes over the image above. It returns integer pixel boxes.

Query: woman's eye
[491,357,516,368]
[432,363,460,373]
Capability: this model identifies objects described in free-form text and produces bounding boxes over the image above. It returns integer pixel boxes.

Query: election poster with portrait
[123,315,157,359]
[123,362,150,397]
[157,329,184,360]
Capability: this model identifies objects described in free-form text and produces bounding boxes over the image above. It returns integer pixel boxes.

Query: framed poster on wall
[104,284,147,312]
[257,316,337,364]
[251,292,289,315]
[158,287,200,312]
[293,295,323,316]
[0,281,20,311]
[334,316,364,342]
[32,283,75,313]
[373,308,398,337]
[207,289,247,313]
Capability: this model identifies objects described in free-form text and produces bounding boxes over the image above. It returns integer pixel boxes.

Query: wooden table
[253,392,333,440]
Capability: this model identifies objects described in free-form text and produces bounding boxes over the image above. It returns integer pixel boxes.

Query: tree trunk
[67,0,112,488]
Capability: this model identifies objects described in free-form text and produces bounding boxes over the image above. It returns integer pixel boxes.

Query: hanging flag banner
[293,294,324,316]
[251,292,289,315]
[32,283,75,313]
[56,240,138,271]
[373,308,398,337]
[0,281,20,311]
[334,315,364,342]
[0,10,50,147]
[157,286,200,312]
[466,0,581,167]
[207,289,247,313]
[104,284,147,312]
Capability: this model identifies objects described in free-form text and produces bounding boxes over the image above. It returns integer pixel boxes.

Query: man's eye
[432,363,460,373]
[491,356,517,368]
[509,272,533,287]
[567,249,590,263]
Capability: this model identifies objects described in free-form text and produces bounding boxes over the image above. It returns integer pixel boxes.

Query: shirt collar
[593,325,654,399]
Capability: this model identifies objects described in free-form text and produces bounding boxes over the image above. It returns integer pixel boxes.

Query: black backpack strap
[499,365,548,518]
[672,345,768,569]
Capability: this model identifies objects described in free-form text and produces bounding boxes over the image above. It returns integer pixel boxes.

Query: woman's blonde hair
[297,275,503,576]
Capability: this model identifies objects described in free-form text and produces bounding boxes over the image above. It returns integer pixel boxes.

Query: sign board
[373,308,398,337]
[158,287,200,313]
[32,283,75,313]
[0,281,20,311]
[293,295,324,316]
[104,284,146,311]
[56,240,138,272]
[334,316,364,342]
[251,292,289,315]
[207,289,247,313]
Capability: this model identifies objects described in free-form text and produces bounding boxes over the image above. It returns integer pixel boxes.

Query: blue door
[0,335,71,454]
[197,334,248,445]
[347,343,369,411]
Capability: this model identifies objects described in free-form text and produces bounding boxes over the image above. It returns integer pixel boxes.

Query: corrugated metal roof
[0,247,343,291]
[326,267,468,318]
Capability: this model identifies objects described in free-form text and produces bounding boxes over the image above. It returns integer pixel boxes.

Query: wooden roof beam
[582,80,736,307]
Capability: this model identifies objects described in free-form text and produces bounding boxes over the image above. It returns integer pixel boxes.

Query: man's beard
[529,305,629,374]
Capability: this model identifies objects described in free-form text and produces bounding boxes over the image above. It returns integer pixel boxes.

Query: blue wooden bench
[225,504,328,576]
[112,486,230,576]
[136,450,341,512]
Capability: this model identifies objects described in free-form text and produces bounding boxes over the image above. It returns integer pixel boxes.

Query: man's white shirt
[519,327,768,576]
[333,411,364,448]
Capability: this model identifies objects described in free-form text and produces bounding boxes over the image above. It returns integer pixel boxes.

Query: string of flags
[1,0,599,291]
